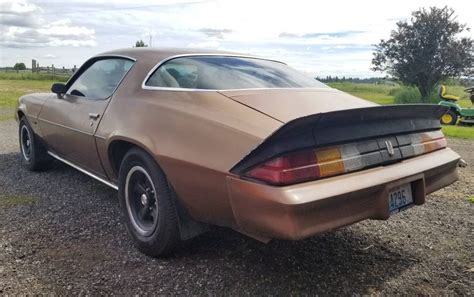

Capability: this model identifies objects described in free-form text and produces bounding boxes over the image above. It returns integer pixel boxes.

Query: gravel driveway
[1,118,473,295]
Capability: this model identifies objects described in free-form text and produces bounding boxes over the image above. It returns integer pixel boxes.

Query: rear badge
[385,140,395,156]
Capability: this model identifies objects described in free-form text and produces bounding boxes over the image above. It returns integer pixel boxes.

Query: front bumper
[227,148,460,241]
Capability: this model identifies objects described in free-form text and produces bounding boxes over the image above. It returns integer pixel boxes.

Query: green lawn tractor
[438,85,474,125]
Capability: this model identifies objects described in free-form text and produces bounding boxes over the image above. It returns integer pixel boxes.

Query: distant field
[328,82,472,107]
[328,82,398,105]
[0,71,69,82]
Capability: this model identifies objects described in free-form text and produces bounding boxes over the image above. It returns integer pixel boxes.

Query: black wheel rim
[125,166,159,236]
[20,125,32,161]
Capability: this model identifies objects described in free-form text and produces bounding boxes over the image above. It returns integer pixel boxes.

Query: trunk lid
[218,88,376,123]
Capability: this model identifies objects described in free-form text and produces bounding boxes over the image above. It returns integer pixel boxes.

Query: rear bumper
[227,148,460,241]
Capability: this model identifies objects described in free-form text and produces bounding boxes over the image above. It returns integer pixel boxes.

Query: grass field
[328,82,473,107]
[0,80,54,108]
[0,71,69,82]
[0,77,472,139]
[328,82,399,105]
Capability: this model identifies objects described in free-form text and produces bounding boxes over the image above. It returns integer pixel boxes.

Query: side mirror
[51,83,67,97]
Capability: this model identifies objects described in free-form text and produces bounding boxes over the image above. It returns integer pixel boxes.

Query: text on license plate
[388,183,413,214]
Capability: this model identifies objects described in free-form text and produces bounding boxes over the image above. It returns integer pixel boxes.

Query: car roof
[95,47,284,64]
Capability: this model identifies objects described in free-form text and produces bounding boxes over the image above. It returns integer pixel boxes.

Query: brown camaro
[15,48,460,256]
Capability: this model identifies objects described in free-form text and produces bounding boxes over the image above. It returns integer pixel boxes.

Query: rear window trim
[141,53,323,92]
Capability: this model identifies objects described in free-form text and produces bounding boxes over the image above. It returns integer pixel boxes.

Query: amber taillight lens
[244,130,447,186]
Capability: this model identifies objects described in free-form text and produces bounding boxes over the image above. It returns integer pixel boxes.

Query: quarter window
[68,58,134,99]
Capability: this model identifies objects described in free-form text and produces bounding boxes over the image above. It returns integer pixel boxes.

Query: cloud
[278,32,299,38]
[0,1,96,48]
[1,0,43,15]
[0,0,44,28]
[43,54,56,59]
[0,14,42,28]
[39,19,95,39]
[279,31,366,39]
[198,28,232,39]
[1,0,473,77]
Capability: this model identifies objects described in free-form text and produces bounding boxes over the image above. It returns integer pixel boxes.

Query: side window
[68,58,133,99]
[146,61,198,89]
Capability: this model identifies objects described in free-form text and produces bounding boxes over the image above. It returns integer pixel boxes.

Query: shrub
[394,87,422,104]
[394,86,442,104]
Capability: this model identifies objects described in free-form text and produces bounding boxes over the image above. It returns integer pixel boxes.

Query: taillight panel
[244,130,447,186]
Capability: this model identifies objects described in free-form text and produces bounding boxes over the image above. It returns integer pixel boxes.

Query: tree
[13,62,26,70]
[372,6,473,102]
[134,40,148,47]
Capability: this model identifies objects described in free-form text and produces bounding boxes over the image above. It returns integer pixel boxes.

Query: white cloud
[2,0,43,15]
[0,2,96,48]
[0,0,473,77]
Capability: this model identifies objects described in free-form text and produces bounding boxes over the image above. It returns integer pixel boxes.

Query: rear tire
[440,110,458,125]
[118,147,180,257]
[19,117,53,171]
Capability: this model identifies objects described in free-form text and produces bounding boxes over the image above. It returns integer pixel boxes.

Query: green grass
[329,82,473,107]
[0,79,54,120]
[0,194,36,208]
[328,82,398,105]
[0,79,54,107]
[468,196,474,203]
[441,125,474,140]
[0,71,69,82]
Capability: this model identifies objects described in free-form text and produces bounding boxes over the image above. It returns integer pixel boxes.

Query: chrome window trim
[47,151,119,190]
[141,53,292,92]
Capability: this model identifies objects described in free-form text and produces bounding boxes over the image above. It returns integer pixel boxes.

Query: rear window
[145,56,327,90]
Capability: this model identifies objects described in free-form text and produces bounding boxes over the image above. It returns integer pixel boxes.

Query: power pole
[149,32,152,47]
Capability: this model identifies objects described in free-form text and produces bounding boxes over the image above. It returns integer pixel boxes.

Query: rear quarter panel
[96,78,282,226]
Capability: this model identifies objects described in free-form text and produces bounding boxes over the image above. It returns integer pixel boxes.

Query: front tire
[440,109,458,125]
[19,117,52,171]
[118,147,180,257]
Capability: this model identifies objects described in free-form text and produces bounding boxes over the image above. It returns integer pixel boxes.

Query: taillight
[244,130,447,186]
[245,147,349,186]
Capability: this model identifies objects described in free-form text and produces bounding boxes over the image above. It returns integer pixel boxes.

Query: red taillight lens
[245,150,319,185]
[245,148,346,186]
[243,130,447,186]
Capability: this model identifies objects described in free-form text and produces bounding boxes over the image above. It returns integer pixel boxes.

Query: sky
[1,0,473,78]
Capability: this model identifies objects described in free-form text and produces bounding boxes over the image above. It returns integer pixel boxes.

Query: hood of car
[218,88,376,123]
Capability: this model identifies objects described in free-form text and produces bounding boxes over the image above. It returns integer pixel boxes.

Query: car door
[38,57,134,178]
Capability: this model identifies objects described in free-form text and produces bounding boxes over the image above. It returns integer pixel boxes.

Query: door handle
[89,113,100,120]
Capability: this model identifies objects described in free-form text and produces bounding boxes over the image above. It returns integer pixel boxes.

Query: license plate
[388,183,413,214]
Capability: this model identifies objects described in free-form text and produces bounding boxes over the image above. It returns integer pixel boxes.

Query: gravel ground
[0,118,473,295]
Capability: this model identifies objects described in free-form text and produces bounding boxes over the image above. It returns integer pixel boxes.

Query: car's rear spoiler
[230,104,448,174]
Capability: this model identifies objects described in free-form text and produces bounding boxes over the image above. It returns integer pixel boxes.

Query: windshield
[145,56,328,90]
